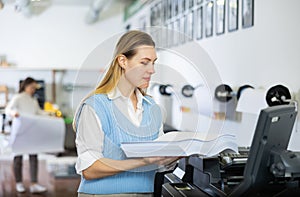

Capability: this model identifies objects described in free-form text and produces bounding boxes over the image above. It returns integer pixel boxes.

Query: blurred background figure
[5,77,48,194]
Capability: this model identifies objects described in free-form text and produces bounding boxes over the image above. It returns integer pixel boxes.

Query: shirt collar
[107,87,151,105]
[107,87,124,100]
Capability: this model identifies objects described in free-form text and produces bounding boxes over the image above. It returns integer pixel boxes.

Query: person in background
[5,77,47,194]
[73,30,179,196]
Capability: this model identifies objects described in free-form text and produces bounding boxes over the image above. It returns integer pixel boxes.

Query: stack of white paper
[121,131,238,158]
[9,114,65,154]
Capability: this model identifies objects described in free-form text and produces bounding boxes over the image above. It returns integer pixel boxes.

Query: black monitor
[230,105,298,196]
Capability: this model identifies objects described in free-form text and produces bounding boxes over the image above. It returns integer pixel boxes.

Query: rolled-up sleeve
[75,104,104,174]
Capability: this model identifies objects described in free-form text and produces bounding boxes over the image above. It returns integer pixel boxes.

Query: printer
[161,105,300,196]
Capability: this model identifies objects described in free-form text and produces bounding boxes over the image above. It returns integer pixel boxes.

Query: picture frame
[184,14,188,42]
[181,0,186,14]
[177,0,182,15]
[228,0,238,32]
[173,0,179,17]
[173,19,181,46]
[188,0,194,9]
[167,22,174,47]
[205,1,213,37]
[167,0,172,19]
[242,0,254,28]
[216,0,225,35]
[150,6,155,26]
[187,10,194,40]
[162,0,168,23]
[157,2,162,25]
[197,0,203,5]
[196,6,203,40]
[156,3,164,26]
[150,3,161,27]
[180,15,187,44]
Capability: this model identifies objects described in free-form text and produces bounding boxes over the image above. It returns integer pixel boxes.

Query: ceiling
[3,0,93,6]
[51,0,93,6]
[2,0,136,24]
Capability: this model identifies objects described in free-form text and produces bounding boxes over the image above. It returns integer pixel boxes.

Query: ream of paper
[121,131,238,158]
[9,114,65,154]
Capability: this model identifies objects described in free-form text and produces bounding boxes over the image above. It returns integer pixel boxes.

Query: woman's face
[123,45,157,89]
[24,82,37,96]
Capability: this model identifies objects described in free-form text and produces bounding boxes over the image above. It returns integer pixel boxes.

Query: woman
[5,77,47,193]
[74,30,178,196]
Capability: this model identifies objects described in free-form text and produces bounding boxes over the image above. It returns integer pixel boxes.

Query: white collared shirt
[75,88,164,174]
[5,92,48,116]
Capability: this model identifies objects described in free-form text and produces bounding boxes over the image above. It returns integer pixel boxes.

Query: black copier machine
[160,105,300,197]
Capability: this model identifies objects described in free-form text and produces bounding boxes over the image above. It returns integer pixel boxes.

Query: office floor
[0,122,80,196]
[0,159,80,197]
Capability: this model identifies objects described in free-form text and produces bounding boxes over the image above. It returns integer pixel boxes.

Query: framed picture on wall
[188,0,194,9]
[184,14,188,41]
[167,0,172,19]
[242,0,254,28]
[150,6,155,26]
[173,0,179,17]
[167,22,174,47]
[228,0,238,32]
[196,6,203,40]
[205,1,213,37]
[161,0,167,23]
[180,0,186,13]
[150,4,161,26]
[173,19,180,46]
[197,0,203,5]
[187,10,194,40]
[216,0,225,35]
[180,14,187,43]
[156,2,162,26]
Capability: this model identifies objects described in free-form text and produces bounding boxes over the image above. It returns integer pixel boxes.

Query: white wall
[126,0,300,150]
[200,0,300,93]
[0,4,123,69]
[0,4,124,117]
[1,0,300,149]
[126,0,300,93]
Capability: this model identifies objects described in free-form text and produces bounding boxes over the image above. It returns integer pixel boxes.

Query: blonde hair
[73,30,155,130]
[94,30,155,95]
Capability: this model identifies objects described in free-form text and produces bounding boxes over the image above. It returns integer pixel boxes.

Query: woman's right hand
[13,112,20,117]
[83,157,181,180]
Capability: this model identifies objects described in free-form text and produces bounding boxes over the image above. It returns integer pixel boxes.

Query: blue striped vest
[76,94,161,194]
